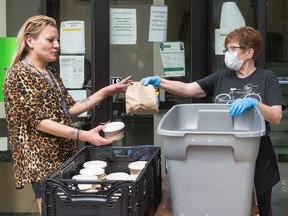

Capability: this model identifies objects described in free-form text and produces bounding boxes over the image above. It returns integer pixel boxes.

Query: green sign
[0,37,17,102]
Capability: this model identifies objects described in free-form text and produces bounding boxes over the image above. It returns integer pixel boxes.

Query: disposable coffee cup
[72,174,98,190]
[103,122,125,140]
[79,167,106,179]
[83,160,107,170]
[106,172,130,180]
[126,175,138,181]
[128,161,147,175]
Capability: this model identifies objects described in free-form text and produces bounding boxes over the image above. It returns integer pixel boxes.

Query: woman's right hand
[83,125,113,146]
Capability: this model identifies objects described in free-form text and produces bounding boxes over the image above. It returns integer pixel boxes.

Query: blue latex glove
[140,76,161,87]
[229,98,259,117]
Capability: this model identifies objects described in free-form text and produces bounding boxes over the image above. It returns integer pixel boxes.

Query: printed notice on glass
[110,8,137,45]
[60,21,85,54]
[149,5,168,42]
[160,42,185,77]
[215,29,230,55]
[60,55,84,89]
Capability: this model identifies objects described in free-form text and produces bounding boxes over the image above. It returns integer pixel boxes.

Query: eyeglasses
[223,46,245,53]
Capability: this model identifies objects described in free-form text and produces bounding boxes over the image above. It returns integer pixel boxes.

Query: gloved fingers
[232,106,246,117]
[140,78,149,86]
[229,98,259,117]
[229,104,239,116]
[229,99,244,117]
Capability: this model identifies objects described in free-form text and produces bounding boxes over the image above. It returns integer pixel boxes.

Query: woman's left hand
[84,125,113,146]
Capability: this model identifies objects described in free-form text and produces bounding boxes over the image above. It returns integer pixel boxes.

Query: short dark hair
[224,26,262,60]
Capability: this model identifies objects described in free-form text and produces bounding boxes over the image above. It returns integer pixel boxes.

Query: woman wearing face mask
[140,26,286,216]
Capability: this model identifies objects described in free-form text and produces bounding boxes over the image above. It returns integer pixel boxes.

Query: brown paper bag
[125,82,159,115]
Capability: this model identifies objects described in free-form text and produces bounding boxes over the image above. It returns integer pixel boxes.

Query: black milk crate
[41,145,162,216]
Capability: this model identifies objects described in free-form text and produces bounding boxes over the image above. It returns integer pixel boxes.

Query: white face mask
[224,51,244,71]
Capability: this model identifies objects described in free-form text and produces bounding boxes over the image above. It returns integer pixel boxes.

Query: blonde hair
[11,15,57,67]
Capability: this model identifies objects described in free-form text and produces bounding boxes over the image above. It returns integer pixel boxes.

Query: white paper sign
[215,29,230,55]
[160,42,185,77]
[110,8,137,45]
[149,5,168,42]
[60,55,85,89]
[215,2,245,55]
[0,137,8,151]
[60,21,85,54]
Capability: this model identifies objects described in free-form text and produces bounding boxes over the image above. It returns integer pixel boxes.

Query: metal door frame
[42,0,266,126]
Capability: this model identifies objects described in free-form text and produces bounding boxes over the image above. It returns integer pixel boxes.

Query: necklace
[40,70,49,75]
[23,58,59,92]
[23,57,73,125]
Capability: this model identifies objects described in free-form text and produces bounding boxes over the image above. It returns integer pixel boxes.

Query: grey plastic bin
[157,104,265,216]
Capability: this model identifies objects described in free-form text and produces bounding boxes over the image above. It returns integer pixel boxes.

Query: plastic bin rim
[157,104,266,138]
[156,129,266,138]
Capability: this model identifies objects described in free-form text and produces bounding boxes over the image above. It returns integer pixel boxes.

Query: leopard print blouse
[4,60,78,189]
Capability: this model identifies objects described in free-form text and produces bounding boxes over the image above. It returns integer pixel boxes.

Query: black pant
[257,188,272,216]
[31,182,42,199]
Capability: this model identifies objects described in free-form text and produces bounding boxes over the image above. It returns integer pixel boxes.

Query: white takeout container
[128,161,147,175]
[83,160,107,170]
[106,172,130,180]
[103,122,125,140]
[72,174,98,190]
[79,167,106,179]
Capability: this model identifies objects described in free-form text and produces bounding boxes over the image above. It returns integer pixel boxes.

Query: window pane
[6,0,40,36]
[109,0,191,146]
[266,1,288,156]
[212,0,254,71]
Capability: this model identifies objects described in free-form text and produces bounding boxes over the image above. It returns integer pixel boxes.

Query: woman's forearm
[258,103,283,125]
[69,88,108,118]
[36,119,80,140]
[159,78,206,98]
[35,119,113,146]
[68,76,132,118]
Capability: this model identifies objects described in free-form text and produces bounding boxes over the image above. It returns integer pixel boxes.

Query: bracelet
[76,129,80,141]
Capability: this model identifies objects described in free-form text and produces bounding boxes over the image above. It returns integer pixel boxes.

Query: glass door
[48,0,94,148]
[211,0,254,71]
[266,1,288,158]
[265,1,288,215]
[211,1,288,214]
[109,0,192,146]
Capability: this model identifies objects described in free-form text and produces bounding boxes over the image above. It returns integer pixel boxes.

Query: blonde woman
[4,15,131,214]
